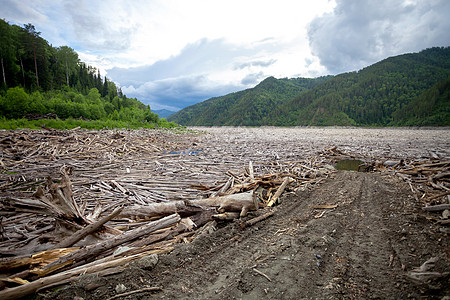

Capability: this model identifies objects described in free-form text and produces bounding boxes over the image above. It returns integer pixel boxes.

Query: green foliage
[269,47,450,126]
[171,47,450,127]
[0,20,177,130]
[169,76,331,126]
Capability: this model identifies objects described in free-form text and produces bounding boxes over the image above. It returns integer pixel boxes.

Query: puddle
[163,149,203,156]
[335,159,365,171]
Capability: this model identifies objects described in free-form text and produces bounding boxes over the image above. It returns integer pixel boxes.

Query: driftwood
[0,251,161,300]
[243,209,276,228]
[422,204,450,212]
[120,191,258,219]
[1,128,448,298]
[36,213,181,276]
[267,177,292,207]
[52,206,123,249]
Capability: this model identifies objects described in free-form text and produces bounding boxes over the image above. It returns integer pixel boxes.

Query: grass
[0,117,180,130]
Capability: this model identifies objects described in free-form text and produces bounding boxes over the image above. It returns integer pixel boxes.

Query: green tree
[1,87,30,117]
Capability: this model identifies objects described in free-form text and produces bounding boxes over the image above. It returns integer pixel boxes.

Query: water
[163,149,203,156]
[335,159,365,171]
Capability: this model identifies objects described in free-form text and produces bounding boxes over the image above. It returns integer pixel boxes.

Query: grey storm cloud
[307,0,450,74]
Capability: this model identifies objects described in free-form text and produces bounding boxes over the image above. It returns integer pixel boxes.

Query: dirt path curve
[54,171,448,300]
[149,171,446,300]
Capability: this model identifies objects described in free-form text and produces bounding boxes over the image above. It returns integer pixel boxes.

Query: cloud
[122,75,242,111]
[235,59,277,70]
[1,0,48,24]
[107,38,281,110]
[241,72,265,85]
[308,0,450,74]
[63,1,136,52]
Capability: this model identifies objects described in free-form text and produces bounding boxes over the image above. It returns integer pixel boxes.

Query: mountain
[169,47,450,126]
[153,109,176,119]
[168,76,331,126]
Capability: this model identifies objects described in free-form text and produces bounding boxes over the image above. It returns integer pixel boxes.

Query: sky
[2,0,450,111]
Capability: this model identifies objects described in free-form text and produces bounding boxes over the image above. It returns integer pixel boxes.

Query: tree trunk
[1,57,6,86]
[32,41,39,88]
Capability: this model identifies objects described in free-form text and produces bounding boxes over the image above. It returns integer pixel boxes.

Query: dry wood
[0,250,159,300]
[1,128,447,296]
[267,177,292,207]
[0,248,79,272]
[243,209,275,227]
[422,204,450,212]
[35,213,181,276]
[53,206,123,249]
[106,286,163,300]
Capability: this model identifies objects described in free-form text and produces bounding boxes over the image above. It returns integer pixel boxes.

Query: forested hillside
[168,76,331,126]
[0,20,174,129]
[270,47,450,126]
[170,47,450,126]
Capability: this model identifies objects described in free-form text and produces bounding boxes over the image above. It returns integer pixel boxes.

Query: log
[0,251,158,300]
[214,191,258,217]
[243,209,275,227]
[35,213,181,276]
[432,171,450,181]
[120,192,259,218]
[267,177,292,207]
[248,161,255,180]
[422,204,450,212]
[0,248,79,272]
[212,212,240,221]
[52,206,123,249]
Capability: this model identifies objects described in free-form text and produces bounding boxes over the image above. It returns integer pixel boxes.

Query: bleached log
[120,191,259,218]
[35,213,180,277]
[52,206,123,249]
[267,177,292,207]
[0,251,159,300]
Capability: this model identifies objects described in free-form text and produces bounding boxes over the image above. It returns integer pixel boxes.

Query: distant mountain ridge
[169,47,450,126]
[153,109,176,119]
[168,76,331,126]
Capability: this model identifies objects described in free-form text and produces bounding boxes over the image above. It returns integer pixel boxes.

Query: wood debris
[0,129,448,299]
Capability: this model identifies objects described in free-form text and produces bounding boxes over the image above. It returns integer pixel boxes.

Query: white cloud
[2,0,449,111]
[307,0,450,74]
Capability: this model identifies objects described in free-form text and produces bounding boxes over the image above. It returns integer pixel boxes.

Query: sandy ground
[31,127,449,299]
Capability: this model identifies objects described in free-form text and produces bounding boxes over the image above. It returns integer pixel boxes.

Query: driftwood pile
[0,129,448,299]
[0,129,337,299]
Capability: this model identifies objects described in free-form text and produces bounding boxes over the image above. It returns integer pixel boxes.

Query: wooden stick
[107,286,163,300]
[253,268,272,281]
[249,161,254,180]
[53,206,123,249]
[244,209,275,227]
[36,213,180,276]
[267,177,291,207]
[427,191,450,201]
[422,204,450,211]
[0,251,157,300]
